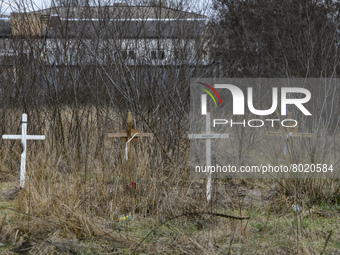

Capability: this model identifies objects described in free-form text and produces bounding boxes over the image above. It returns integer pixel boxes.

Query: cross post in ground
[267,112,312,162]
[189,112,229,202]
[108,111,153,161]
[2,113,45,188]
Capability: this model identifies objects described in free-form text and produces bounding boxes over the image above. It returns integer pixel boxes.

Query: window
[151,50,157,59]
[159,50,165,60]
[118,50,135,60]
[151,50,165,60]
[120,50,127,59]
[128,50,135,59]
[174,49,187,60]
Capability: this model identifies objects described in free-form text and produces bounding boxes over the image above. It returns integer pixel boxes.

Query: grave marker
[268,112,312,162]
[2,113,45,188]
[108,111,153,160]
[188,112,229,202]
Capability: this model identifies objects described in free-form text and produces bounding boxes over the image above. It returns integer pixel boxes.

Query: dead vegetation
[0,0,339,253]
[0,108,339,255]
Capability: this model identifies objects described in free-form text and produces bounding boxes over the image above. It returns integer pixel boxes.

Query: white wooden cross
[189,112,229,202]
[2,113,45,188]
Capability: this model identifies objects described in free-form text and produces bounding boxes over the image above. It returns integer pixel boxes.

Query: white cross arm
[188,133,229,139]
[2,135,45,140]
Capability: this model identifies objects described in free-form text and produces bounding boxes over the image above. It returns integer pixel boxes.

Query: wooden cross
[267,112,312,162]
[2,113,45,188]
[108,111,153,160]
[188,112,229,202]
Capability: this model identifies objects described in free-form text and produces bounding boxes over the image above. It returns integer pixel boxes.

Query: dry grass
[0,108,339,254]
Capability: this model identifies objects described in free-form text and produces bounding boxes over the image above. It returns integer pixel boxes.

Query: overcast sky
[0,0,49,14]
[0,0,213,15]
